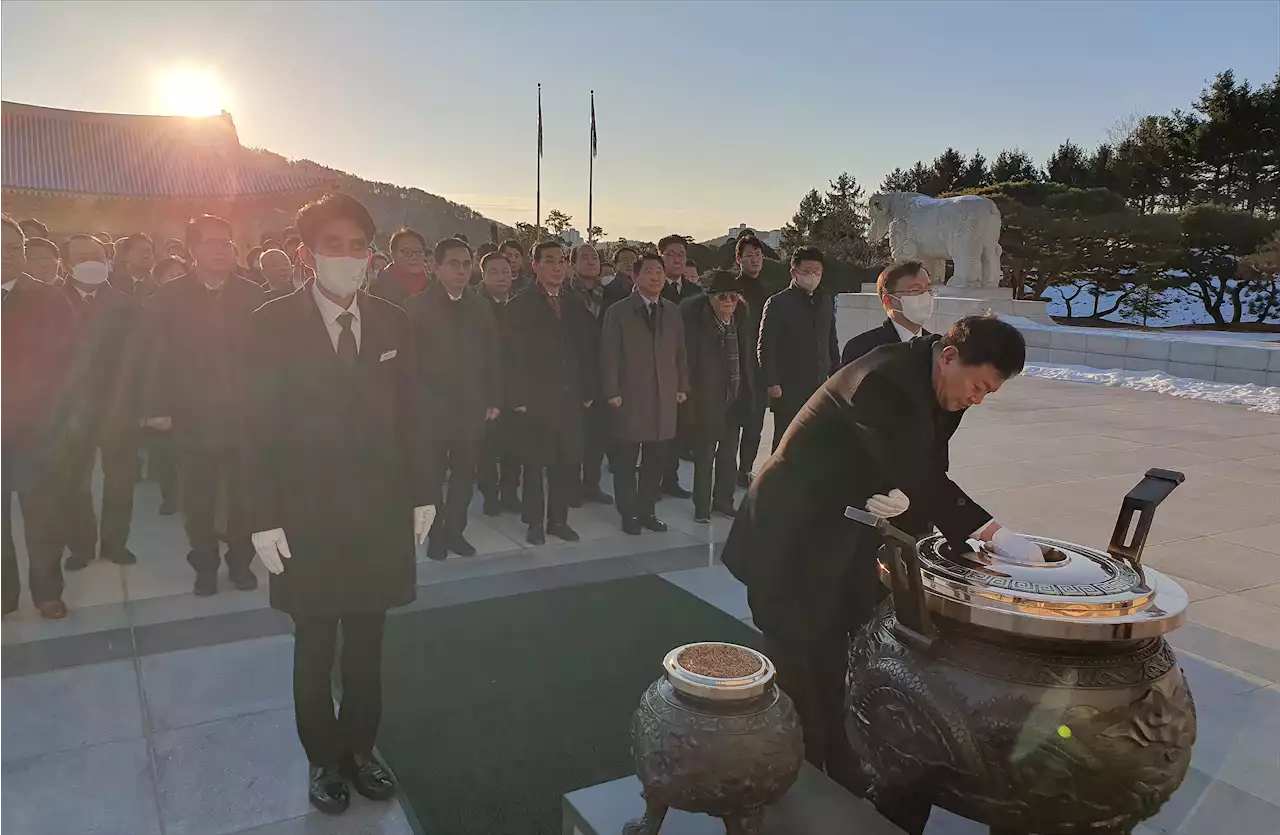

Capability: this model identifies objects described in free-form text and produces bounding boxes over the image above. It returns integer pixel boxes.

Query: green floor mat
[378,573,761,835]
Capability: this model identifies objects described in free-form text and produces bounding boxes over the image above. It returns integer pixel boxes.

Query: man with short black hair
[724,315,1034,826]
[477,252,521,515]
[24,237,61,285]
[601,253,689,534]
[841,260,934,367]
[603,245,639,306]
[369,228,430,306]
[246,192,437,816]
[110,233,157,299]
[506,241,595,545]
[758,246,838,450]
[2,216,78,619]
[656,235,700,497]
[18,218,49,240]
[569,243,614,506]
[732,235,770,486]
[261,249,297,299]
[142,214,264,596]
[406,238,502,559]
[499,238,533,291]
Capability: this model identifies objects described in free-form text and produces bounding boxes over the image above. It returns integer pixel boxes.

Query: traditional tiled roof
[1,101,330,199]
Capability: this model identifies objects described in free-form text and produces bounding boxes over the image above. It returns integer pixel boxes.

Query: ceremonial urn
[845,469,1197,835]
[624,642,805,835]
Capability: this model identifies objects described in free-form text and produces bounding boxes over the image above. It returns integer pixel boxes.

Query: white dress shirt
[892,318,922,344]
[311,282,361,353]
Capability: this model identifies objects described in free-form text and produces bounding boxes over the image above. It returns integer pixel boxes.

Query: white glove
[251,528,292,575]
[991,527,1045,564]
[413,505,437,545]
[865,489,910,519]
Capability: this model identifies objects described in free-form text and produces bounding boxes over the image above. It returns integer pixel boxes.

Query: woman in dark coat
[679,270,755,522]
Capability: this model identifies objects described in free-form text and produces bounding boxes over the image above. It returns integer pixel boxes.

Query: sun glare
[157,69,227,117]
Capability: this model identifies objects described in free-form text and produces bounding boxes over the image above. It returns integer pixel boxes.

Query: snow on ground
[1024,364,1280,414]
[1041,282,1279,329]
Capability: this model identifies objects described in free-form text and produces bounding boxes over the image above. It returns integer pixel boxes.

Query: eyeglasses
[396,248,426,258]
[893,287,935,298]
[712,292,740,302]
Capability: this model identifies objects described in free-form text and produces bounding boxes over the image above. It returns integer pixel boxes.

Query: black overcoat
[757,285,839,415]
[722,336,992,644]
[62,282,144,439]
[678,295,755,443]
[840,317,930,368]
[404,283,502,442]
[243,286,439,617]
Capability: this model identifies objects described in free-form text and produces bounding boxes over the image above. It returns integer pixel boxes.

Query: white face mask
[313,253,367,297]
[894,292,935,328]
[72,260,109,285]
[793,271,821,292]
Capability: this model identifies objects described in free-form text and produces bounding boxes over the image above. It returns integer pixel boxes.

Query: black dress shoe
[694,510,711,523]
[309,764,350,814]
[229,566,258,591]
[65,551,94,572]
[193,572,218,597]
[622,517,642,535]
[526,524,546,545]
[451,536,477,557]
[482,496,502,517]
[340,753,396,801]
[712,503,738,518]
[426,539,449,561]
[662,482,691,499]
[159,499,178,516]
[584,488,614,505]
[546,522,580,542]
[639,515,668,533]
[737,472,752,489]
[101,547,138,565]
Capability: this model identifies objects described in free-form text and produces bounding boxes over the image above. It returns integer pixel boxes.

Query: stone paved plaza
[3,375,1279,835]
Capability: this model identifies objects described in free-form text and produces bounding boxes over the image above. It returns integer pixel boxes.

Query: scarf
[390,263,429,296]
[713,310,741,406]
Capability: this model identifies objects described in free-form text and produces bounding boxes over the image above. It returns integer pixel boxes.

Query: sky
[2,0,1278,242]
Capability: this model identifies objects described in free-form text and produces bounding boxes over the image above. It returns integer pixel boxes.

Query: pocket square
[379,349,397,362]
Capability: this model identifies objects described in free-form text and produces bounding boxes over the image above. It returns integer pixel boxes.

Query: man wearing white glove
[723,315,1028,834]
[243,195,440,817]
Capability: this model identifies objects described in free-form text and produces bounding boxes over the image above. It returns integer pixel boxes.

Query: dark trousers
[178,444,252,575]
[579,401,610,496]
[291,611,386,767]
[144,428,178,506]
[613,439,670,520]
[431,439,477,543]
[692,425,740,515]
[478,418,519,504]
[521,420,577,527]
[738,391,765,478]
[4,476,68,607]
[65,429,137,558]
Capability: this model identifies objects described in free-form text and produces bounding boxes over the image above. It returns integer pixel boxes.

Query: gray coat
[600,293,690,443]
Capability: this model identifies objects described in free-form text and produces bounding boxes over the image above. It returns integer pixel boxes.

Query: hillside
[244,147,509,249]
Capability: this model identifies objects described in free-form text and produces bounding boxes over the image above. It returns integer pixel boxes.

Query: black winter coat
[840,317,929,368]
[244,289,438,617]
[722,336,991,644]
[404,283,502,442]
[757,285,840,411]
[62,282,144,438]
[678,295,755,443]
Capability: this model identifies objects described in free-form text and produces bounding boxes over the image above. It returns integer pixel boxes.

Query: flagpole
[588,90,595,242]
[536,83,542,231]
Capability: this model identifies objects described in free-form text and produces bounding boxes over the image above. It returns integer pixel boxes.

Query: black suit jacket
[722,335,990,642]
[108,271,157,302]
[840,318,930,368]
[678,295,755,443]
[62,283,143,438]
[245,288,438,616]
[141,272,267,450]
[504,284,595,453]
[662,278,702,306]
[757,285,839,407]
[404,283,502,442]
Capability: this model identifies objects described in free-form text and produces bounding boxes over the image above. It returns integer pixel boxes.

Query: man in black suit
[58,234,144,570]
[499,238,533,293]
[477,251,522,516]
[405,237,502,559]
[109,233,157,300]
[657,235,701,498]
[505,241,595,545]
[245,193,438,816]
[723,316,1042,831]
[731,235,772,487]
[2,216,78,619]
[568,243,614,507]
[260,248,298,301]
[757,246,839,451]
[142,215,265,596]
[840,260,935,367]
[602,245,638,307]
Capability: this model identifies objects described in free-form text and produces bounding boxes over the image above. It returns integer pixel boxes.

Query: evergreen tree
[1045,140,1089,187]
[780,188,824,251]
[927,148,967,195]
[1087,144,1117,191]
[990,149,1040,183]
[957,151,991,190]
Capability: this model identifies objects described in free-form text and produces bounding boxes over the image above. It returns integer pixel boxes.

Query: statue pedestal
[844,287,1052,339]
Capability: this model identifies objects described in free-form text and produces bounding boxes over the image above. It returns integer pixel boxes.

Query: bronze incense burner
[844,469,1197,835]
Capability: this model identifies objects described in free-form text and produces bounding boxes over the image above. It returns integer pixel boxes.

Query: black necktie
[336,312,357,364]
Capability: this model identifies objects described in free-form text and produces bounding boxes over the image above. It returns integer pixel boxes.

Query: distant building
[560,227,583,246]
[702,224,783,251]
[1,101,330,245]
